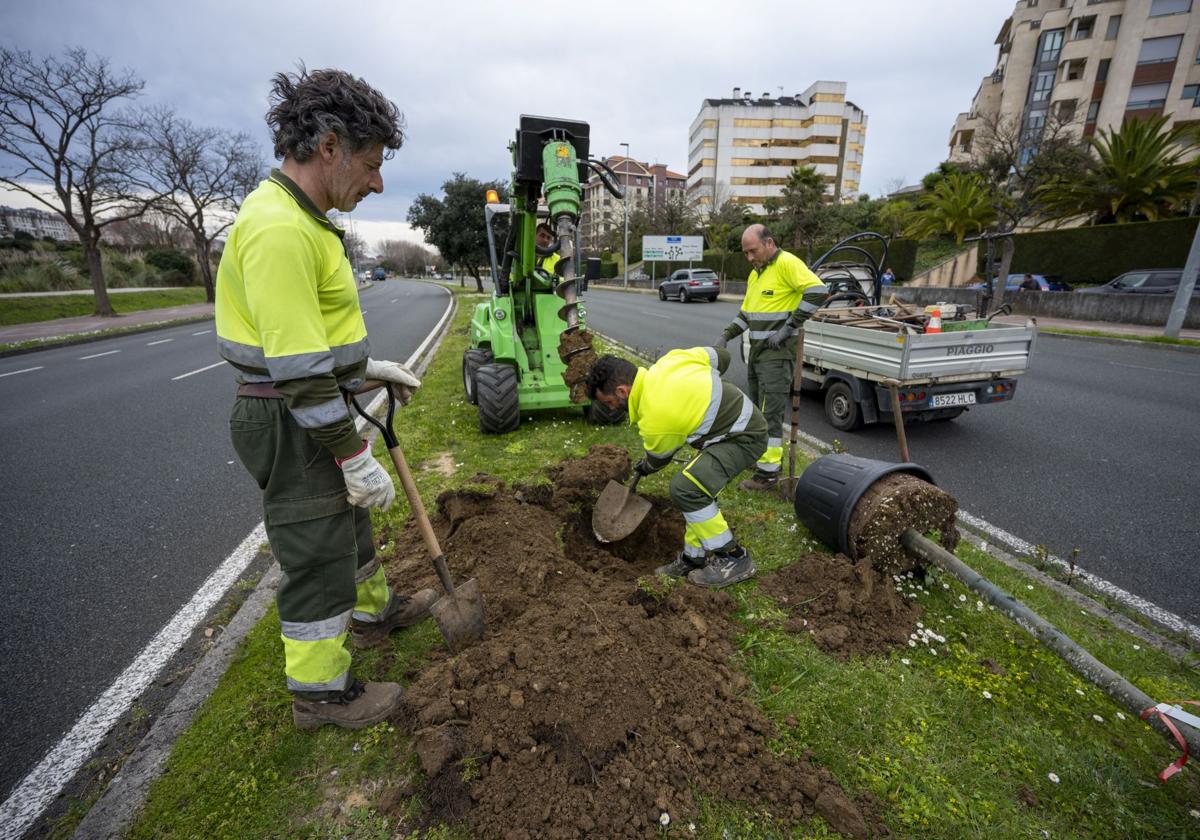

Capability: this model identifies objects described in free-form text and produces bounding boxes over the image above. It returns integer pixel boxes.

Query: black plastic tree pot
[792,453,935,556]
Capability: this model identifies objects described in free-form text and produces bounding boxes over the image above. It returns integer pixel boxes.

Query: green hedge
[979,217,1200,285]
[599,260,619,278]
[643,238,918,282]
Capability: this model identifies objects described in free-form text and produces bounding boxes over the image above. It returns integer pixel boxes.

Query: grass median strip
[0,287,207,326]
[117,289,1200,839]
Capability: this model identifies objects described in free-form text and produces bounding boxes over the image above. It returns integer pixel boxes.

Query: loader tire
[462,348,493,405]
[476,363,520,434]
[584,399,627,426]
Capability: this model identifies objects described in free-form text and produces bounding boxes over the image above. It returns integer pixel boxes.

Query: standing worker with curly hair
[216,67,436,730]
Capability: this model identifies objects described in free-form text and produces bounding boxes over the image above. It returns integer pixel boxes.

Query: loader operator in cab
[587,349,766,588]
[535,222,562,277]
[215,65,436,731]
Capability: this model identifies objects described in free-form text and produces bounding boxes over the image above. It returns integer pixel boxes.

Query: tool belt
[237,382,285,399]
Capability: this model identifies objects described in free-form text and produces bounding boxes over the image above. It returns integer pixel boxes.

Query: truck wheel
[824,381,863,431]
[462,348,492,405]
[585,399,627,426]
[476,363,520,434]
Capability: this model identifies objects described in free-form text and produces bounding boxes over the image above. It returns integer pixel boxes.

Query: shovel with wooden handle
[351,385,485,653]
[778,326,805,501]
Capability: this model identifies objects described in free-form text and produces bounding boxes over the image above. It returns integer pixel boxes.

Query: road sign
[642,235,703,262]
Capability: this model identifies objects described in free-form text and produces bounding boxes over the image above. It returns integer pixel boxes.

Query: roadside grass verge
[125,289,1200,839]
[0,287,206,326]
[1038,326,1200,348]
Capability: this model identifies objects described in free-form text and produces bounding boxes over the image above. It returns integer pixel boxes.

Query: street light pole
[620,142,630,289]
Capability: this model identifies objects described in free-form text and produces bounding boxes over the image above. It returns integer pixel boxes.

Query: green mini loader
[462,115,628,434]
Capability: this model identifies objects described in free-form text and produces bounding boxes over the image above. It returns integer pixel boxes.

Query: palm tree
[904,172,996,244]
[1037,115,1198,224]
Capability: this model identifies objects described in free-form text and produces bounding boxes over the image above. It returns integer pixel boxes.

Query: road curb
[1036,329,1200,354]
[68,288,457,840]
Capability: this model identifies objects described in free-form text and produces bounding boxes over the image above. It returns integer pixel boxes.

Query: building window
[1183,84,1200,105]
[1072,16,1095,40]
[1105,15,1121,40]
[1149,0,1191,16]
[733,118,772,128]
[1097,58,1111,81]
[1138,35,1183,64]
[1026,112,1047,131]
[1038,29,1064,64]
[1056,99,1078,120]
[1086,100,1100,122]
[1064,58,1087,81]
[1032,70,1055,102]
[1127,82,1170,109]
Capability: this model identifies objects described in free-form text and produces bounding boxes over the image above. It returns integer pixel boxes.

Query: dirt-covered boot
[351,588,438,649]
[739,471,779,492]
[654,551,705,578]
[292,680,403,730]
[687,545,756,589]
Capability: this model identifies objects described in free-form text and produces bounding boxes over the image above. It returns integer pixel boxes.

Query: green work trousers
[669,434,766,559]
[746,353,793,476]
[230,395,388,699]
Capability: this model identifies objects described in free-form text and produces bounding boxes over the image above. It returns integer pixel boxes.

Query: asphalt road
[582,288,1200,625]
[0,279,449,802]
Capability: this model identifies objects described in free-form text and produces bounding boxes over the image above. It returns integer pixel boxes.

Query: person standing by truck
[714,224,829,491]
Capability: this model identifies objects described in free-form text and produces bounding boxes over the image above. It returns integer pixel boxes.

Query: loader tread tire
[476,363,520,434]
[462,348,492,405]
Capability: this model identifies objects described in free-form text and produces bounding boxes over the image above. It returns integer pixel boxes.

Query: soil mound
[380,445,882,838]
[847,473,959,574]
[758,554,923,660]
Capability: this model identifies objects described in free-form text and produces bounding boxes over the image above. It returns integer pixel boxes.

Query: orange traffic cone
[926,307,942,334]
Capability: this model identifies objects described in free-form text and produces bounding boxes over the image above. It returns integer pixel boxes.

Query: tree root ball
[846,473,959,574]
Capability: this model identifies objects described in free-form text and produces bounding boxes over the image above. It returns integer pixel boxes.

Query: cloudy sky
[3,0,1017,252]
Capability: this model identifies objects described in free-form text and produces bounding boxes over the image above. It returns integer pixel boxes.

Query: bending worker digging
[587,348,767,587]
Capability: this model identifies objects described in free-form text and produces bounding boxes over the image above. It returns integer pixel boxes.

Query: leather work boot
[292,680,403,730]
[654,551,705,578]
[687,545,756,589]
[739,472,779,493]
[351,588,438,649]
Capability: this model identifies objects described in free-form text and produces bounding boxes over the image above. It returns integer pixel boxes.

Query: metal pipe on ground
[900,529,1200,759]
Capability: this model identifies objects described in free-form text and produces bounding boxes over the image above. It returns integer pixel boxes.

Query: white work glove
[766,323,797,350]
[713,335,728,349]
[336,441,396,510]
[365,358,422,405]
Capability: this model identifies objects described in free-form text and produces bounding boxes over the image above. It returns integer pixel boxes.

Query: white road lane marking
[0,366,43,379]
[0,285,456,840]
[1110,361,1200,377]
[146,339,173,346]
[172,361,226,381]
[646,312,672,319]
[191,329,211,336]
[390,298,398,303]
[79,350,120,360]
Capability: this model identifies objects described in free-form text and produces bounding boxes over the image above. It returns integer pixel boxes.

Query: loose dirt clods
[380,445,887,838]
[557,328,597,404]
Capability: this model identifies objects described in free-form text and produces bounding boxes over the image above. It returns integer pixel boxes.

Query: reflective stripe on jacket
[724,249,828,362]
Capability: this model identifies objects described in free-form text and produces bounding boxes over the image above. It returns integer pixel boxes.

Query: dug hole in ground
[376,444,960,838]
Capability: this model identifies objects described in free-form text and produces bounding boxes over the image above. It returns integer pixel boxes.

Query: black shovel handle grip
[350,383,399,448]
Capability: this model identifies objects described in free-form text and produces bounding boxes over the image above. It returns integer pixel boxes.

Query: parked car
[628,270,651,284]
[1077,269,1197,296]
[969,273,1051,292]
[657,268,720,302]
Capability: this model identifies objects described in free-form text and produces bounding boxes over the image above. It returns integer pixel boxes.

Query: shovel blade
[592,479,653,543]
[429,577,485,653]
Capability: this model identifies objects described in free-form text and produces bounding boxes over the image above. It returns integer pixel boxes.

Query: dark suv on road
[1077,269,1197,296]
[657,268,720,302]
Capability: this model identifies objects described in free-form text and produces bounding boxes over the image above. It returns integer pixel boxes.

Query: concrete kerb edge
[70,291,458,840]
[1036,329,1200,354]
[0,314,215,359]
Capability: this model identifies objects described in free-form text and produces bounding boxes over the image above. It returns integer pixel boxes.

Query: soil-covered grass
[120,289,1200,839]
[0,287,207,325]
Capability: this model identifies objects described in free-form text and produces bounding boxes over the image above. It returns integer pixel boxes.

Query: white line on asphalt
[645,312,672,319]
[0,366,43,379]
[191,329,211,336]
[1110,361,1200,377]
[171,361,226,381]
[390,298,398,303]
[79,350,120,360]
[146,339,173,346]
[361,309,368,315]
[0,284,455,840]
[956,510,1200,644]
[0,523,267,840]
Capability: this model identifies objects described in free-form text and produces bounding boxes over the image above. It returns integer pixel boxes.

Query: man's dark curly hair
[586,355,638,400]
[266,65,405,162]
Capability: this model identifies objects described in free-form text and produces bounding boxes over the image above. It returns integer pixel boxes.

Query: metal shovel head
[429,577,485,653]
[592,479,653,543]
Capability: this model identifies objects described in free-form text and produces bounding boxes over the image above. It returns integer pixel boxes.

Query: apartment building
[685,81,867,215]
[579,156,686,252]
[0,205,73,241]
[949,0,1200,162]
